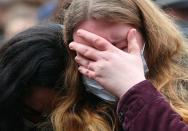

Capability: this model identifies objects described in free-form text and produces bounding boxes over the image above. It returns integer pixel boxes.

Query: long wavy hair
[0,24,68,131]
[52,0,188,130]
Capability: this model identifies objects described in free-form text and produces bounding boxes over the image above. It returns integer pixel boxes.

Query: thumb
[127,29,141,55]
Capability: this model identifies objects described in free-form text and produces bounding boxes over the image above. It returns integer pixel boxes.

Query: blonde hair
[52,0,188,130]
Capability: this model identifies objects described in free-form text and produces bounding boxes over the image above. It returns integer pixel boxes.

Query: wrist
[118,78,146,99]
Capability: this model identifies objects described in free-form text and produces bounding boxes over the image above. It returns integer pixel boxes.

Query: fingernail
[77,29,82,36]
[78,66,82,72]
[75,56,78,61]
[69,42,74,49]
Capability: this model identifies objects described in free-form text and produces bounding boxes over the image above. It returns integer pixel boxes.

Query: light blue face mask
[83,76,117,102]
[83,44,149,102]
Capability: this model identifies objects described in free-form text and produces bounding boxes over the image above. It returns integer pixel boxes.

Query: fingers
[78,66,96,79]
[69,42,99,60]
[75,55,95,71]
[127,29,143,55]
[76,29,112,51]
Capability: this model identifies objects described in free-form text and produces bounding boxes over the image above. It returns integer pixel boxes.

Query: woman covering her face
[52,0,188,131]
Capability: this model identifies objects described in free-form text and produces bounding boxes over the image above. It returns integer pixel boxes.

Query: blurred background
[0,0,187,44]
[155,0,188,37]
[0,0,58,43]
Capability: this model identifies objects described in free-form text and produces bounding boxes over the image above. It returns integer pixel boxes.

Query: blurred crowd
[0,0,188,43]
[155,0,188,37]
[0,0,58,43]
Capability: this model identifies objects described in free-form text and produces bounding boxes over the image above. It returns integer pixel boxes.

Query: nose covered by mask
[83,44,149,102]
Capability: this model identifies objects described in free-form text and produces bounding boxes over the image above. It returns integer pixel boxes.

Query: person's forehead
[76,19,114,32]
[74,19,115,40]
[75,19,131,41]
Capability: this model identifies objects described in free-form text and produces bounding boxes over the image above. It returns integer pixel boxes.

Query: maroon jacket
[117,80,188,131]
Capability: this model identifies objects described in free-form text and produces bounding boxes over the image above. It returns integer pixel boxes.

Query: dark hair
[0,24,68,131]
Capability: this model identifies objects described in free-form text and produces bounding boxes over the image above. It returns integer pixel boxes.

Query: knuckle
[85,69,90,75]
[85,61,90,69]
[94,38,105,48]
[85,70,91,78]
[83,48,90,56]
[94,37,109,50]
[96,62,105,71]
[90,73,96,79]
[94,37,101,44]
[87,62,92,69]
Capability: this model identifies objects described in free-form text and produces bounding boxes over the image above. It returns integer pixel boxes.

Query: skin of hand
[69,29,146,98]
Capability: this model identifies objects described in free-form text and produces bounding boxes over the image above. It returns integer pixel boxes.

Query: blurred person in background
[0,0,14,43]
[37,0,58,23]
[4,3,38,40]
[19,0,58,23]
[155,0,188,37]
[1,0,58,41]
[19,0,46,6]
[0,24,68,131]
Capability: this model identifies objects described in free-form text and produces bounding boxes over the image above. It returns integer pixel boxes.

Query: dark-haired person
[0,24,68,131]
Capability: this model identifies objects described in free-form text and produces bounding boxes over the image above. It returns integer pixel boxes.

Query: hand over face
[69,29,146,98]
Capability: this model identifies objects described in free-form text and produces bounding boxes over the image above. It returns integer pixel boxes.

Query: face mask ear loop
[141,42,149,75]
[141,42,146,54]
